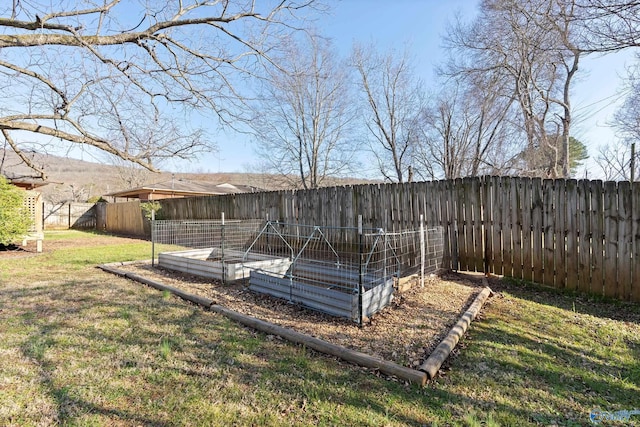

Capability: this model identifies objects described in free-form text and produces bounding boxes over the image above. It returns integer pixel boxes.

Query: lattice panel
[23,191,42,233]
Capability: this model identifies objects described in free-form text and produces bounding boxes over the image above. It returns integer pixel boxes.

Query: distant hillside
[0,150,375,202]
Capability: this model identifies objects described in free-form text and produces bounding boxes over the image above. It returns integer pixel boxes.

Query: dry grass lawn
[0,230,638,426]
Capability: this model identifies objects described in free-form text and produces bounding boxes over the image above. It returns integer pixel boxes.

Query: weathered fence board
[590,181,605,296]
[104,200,147,237]
[531,179,544,285]
[603,181,619,299]
[632,183,640,303]
[521,177,533,283]
[542,179,555,287]
[471,177,484,273]
[43,202,96,230]
[618,181,632,300]
[511,178,523,279]
[565,179,579,291]
[577,180,591,294]
[553,179,566,289]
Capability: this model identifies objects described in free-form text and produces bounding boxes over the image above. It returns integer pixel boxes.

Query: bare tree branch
[0,0,321,177]
[351,43,423,182]
[248,33,357,189]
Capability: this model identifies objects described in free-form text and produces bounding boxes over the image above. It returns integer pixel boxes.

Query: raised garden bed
[249,260,394,322]
[158,248,291,282]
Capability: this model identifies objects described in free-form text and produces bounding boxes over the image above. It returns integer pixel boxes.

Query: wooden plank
[404,182,414,230]
[632,182,640,302]
[501,177,514,278]
[452,178,469,270]
[472,177,484,273]
[393,182,402,231]
[444,179,457,270]
[617,181,632,300]
[565,179,579,291]
[521,177,533,282]
[553,180,567,289]
[344,186,354,230]
[460,177,471,271]
[374,183,383,229]
[412,182,422,229]
[423,182,434,227]
[603,181,619,299]
[458,177,470,271]
[367,184,375,229]
[511,177,523,279]
[577,180,592,295]
[531,178,544,284]
[492,176,504,276]
[542,179,555,288]
[482,176,494,275]
[590,181,605,297]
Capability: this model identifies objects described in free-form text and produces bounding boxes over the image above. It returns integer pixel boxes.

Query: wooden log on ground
[98,263,428,386]
[209,303,428,386]
[419,283,493,380]
[97,264,215,308]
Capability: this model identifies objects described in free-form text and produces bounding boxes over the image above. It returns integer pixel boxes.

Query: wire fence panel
[152,219,266,283]
[151,217,445,323]
[246,221,445,323]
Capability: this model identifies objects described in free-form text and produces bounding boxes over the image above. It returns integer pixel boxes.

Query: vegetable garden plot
[152,219,272,283]
[245,221,444,324]
[152,218,444,324]
[158,248,291,282]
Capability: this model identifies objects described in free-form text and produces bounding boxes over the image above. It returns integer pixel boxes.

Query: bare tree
[443,0,585,178]
[613,60,640,144]
[595,141,640,180]
[0,1,320,179]
[108,156,155,190]
[249,34,357,190]
[574,0,640,51]
[414,78,520,180]
[597,59,640,181]
[351,44,424,183]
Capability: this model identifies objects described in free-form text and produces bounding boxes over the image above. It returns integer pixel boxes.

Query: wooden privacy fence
[102,200,148,237]
[456,177,639,303]
[43,202,96,230]
[105,176,639,302]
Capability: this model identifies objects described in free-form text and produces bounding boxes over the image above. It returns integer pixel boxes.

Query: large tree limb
[0,119,156,171]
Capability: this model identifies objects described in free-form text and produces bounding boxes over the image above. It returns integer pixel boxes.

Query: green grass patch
[0,230,638,425]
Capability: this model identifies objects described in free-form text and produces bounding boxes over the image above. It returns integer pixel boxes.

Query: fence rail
[104,176,639,302]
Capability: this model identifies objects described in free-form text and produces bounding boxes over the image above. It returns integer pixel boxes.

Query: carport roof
[106,179,259,198]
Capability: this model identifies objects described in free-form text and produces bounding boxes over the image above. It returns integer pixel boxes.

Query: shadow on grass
[6,261,638,425]
[14,280,189,425]
[488,276,640,325]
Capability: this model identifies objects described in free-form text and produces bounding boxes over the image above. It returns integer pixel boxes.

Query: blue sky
[182,0,479,174]
[50,1,631,178]
[174,0,635,179]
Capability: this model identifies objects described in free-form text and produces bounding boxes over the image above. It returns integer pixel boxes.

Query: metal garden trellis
[150,214,445,324]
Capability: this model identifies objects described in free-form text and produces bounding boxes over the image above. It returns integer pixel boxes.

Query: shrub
[140,201,162,220]
[0,177,32,245]
[87,195,108,203]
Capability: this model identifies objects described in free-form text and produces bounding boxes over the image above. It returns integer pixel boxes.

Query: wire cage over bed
[152,216,444,324]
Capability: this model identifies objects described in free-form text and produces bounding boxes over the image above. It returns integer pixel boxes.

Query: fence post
[420,214,425,288]
[151,209,156,267]
[221,212,226,284]
[358,215,364,326]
